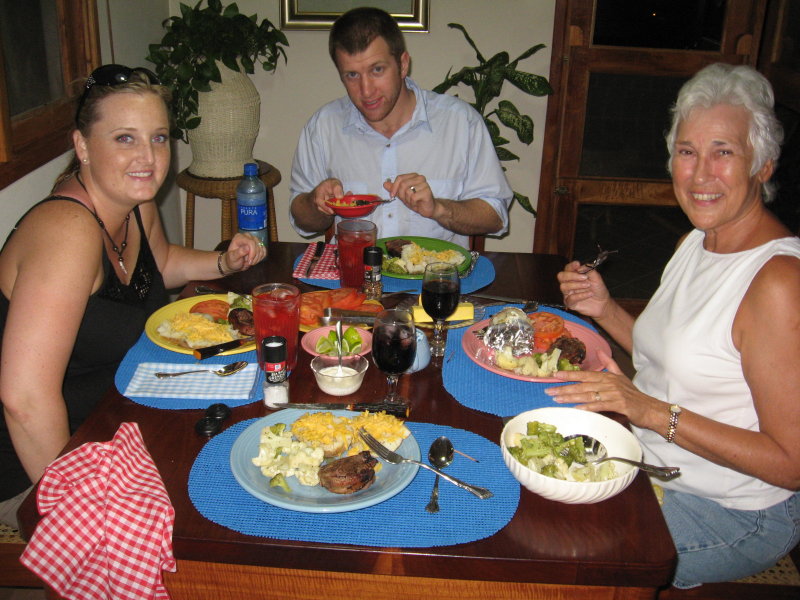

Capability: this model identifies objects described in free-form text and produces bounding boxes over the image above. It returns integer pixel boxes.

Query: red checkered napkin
[21,422,176,600]
[293,243,339,279]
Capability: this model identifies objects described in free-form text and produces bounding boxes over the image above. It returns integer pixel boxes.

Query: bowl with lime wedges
[301,325,372,358]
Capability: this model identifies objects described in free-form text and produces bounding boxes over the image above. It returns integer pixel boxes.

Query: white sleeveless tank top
[632,228,800,510]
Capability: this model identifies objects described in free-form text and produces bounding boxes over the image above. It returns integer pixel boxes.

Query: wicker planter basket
[187,65,260,178]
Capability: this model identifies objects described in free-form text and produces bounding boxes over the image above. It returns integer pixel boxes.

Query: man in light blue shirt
[289,7,513,248]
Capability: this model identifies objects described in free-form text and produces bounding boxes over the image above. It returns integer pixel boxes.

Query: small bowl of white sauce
[310,354,369,396]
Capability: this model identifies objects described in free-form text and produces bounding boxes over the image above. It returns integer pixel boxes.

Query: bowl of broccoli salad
[501,407,641,504]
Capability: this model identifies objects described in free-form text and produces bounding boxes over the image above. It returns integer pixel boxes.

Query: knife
[270,402,410,418]
[320,308,379,326]
[304,241,326,277]
[193,337,255,360]
[467,293,565,309]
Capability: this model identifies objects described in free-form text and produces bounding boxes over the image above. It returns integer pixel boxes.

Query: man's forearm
[432,198,504,235]
[290,193,335,233]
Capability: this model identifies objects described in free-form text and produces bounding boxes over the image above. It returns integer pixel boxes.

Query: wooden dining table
[18,241,676,600]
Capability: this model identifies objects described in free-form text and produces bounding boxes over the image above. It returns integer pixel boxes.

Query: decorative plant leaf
[435,23,548,217]
[146,0,289,142]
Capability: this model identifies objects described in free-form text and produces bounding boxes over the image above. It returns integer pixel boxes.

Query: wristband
[217,251,227,277]
[666,404,682,443]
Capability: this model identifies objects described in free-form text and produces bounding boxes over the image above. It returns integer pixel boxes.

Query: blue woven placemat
[188,420,519,547]
[443,306,597,417]
[115,333,263,409]
[293,254,495,294]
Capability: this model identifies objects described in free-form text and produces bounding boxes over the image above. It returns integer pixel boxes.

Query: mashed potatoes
[157,312,237,349]
[399,242,466,274]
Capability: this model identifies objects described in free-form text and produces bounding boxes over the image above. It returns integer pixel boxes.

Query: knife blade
[467,292,565,309]
[270,402,410,418]
[320,308,379,326]
[193,337,255,360]
[304,241,326,277]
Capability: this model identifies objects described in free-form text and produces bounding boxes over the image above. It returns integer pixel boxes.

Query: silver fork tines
[578,245,619,274]
[358,429,493,499]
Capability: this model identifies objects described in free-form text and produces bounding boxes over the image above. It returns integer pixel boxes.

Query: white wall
[0,0,555,255]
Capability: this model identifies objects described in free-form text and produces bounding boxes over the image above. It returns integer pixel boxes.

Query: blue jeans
[661,488,800,589]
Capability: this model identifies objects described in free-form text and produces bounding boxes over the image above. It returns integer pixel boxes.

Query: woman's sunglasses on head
[75,64,160,126]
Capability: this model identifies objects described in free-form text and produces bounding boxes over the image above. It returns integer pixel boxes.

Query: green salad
[507,421,617,482]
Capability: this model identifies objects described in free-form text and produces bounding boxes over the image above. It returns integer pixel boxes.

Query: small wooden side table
[176,160,281,248]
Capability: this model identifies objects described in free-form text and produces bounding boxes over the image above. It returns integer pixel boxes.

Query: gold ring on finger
[594,391,601,402]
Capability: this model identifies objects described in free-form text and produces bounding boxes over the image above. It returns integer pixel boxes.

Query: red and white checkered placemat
[293,243,339,279]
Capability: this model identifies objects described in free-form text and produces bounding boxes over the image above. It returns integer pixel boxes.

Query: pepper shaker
[362,246,383,300]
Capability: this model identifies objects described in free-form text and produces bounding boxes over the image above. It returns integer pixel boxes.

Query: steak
[548,335,587,365]
[228,308,255,337]
[385,238,412,257]
[318,451,378,494]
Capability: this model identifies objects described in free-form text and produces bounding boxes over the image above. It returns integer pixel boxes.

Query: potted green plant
[434,24,552,215]
[147,0,289,177]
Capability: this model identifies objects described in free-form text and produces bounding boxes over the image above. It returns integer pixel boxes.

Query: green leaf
[446,23,486,64]
[495,146,520,162]
[504,70,553,96]
[511,43,547,65]
[496,100,534,144]
[514,191,536,215]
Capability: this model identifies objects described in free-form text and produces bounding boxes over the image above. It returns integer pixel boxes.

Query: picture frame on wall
[280,0,429,31]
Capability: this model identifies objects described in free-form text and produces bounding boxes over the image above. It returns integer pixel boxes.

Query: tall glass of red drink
[336,219,377,288]
[252,283,300,372]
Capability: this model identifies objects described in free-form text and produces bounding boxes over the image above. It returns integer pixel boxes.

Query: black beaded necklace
[76,173,132,275]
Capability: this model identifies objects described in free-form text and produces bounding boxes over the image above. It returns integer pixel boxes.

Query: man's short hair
[329,7,406,66]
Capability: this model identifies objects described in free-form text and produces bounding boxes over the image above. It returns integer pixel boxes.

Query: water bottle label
[238,204,267,231]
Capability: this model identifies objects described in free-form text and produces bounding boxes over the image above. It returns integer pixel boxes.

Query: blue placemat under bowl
[294,254,495,294]
[188,419,519,547]
[443,306,599,417]
[116,333,262,410]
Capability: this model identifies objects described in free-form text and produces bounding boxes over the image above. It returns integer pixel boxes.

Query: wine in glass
[421,262,461,358]
[371,309,417,404]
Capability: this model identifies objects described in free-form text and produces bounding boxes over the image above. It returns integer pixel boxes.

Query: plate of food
[377,237,472,279]
[301,325,372,357]
[461,309,611,383]
[229,408,419,513]
[299,288,384,332]
[145,294,255,355]
[324,194,382,218]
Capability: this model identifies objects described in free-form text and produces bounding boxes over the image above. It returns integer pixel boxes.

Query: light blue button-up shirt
[289,78,513,248]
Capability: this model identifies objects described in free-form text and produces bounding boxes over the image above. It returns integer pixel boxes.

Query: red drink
[252,283,300,372]
[336,219,377,288]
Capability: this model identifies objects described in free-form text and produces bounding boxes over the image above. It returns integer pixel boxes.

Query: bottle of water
[236,162,268,245]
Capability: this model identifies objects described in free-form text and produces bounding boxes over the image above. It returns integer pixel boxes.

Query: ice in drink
[336,219,377,288]
[252,283,300,372]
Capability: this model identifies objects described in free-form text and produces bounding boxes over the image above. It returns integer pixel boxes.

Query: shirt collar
[343,77,432,137]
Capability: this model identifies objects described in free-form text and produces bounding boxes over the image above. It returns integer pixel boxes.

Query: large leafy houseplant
[433,24,552,215]
[147,0,288,142]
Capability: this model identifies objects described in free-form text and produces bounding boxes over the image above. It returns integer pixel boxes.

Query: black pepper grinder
[262,335,289,408]
[362,246,383,300]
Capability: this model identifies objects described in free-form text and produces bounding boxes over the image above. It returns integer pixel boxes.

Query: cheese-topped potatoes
[156,312,236,349]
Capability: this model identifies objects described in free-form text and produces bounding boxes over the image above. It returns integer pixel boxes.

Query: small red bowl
[325,194,381,218]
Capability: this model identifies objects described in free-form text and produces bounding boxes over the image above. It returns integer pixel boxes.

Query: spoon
[335,320,345,375]
[154,360,248,378]
[563,434,680,479]
[425,436,455,513]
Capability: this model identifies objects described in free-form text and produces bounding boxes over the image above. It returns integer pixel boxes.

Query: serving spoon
[425,436,455,513]
[562,434,681,479]
[155,360,248,378]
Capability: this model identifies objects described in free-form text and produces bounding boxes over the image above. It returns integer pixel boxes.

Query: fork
[578,245,619,274]
[358,429,493,499]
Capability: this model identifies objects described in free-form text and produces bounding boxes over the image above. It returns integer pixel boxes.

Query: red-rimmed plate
[461,316,611,383]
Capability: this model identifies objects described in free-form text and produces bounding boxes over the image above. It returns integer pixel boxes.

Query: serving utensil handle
[411,460,493,499]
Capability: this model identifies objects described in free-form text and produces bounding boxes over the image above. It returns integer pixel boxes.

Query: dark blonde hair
[53,68,172,190]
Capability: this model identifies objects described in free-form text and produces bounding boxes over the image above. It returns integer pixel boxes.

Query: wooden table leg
[185,192,196,249]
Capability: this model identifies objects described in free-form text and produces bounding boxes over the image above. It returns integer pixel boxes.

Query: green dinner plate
[376,236,472,280]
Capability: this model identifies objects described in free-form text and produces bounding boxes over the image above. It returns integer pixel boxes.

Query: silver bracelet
[217,251,227,277]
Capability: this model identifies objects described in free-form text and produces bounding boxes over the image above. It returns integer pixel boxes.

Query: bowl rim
[310,353,370,377]
[500,407,642,485]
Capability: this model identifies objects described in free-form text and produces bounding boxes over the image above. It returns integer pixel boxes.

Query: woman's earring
[82,158,88,163]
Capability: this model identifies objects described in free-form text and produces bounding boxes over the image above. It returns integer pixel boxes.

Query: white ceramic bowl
[500,407,641,504]
[310,354,369,396]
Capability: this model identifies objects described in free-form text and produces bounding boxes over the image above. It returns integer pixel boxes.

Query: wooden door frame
[533,0,767,256]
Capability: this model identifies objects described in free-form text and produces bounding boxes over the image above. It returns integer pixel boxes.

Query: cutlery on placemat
[304,241,326,277]
[320,308,379,326]
[193,337,255,360]
[467,293,565,310]
[271,402,410,418]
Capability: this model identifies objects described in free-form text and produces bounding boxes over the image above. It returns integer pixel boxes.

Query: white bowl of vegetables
[500,407,641,504]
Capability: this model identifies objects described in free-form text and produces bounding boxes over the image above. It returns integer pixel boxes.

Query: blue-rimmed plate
[229,408,420,513]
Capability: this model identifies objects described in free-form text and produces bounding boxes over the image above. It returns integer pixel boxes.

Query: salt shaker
[262,335,289,408]
[362,246,383,300]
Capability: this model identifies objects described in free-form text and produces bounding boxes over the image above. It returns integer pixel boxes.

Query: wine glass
[371,309,417,403]
[421,262,461,358]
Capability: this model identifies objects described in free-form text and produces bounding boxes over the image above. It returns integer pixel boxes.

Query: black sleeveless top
[0,196,168,498]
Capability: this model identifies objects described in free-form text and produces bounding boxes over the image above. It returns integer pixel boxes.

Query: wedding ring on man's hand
[593,391,601,402]
[410,186,416,193]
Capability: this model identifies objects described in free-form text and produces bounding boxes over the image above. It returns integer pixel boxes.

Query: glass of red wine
[371,308,417,403]
[421,262,461,358]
